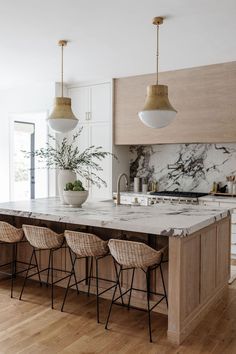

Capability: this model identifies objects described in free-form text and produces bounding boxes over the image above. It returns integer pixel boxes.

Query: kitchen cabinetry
[68,82,112,200]
[68,81,129,201]
[69,83,111,124]
[199,196,236,259]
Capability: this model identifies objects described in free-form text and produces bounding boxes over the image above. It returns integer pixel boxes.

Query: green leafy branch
[23,127,117,188]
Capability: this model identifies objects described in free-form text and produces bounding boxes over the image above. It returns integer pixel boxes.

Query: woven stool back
[22,225,64,250]
[65,230,108,257]
[108,239,163,268]
[0,221,23,243]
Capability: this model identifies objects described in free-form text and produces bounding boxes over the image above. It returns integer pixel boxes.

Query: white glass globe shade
[48,118,78,133]
[138,110,176,129]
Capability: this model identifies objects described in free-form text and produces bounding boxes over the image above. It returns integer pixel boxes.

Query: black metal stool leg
[146,268,152,343]
[33,250,42,286]
[68,249,79,294]
[19,250,34,300]
[87,257,93,297]
[46,250,51,287]
[51,249,54,309]
[160,263,168,308]
[95,257,99,323]
[10,243,16,298]
[61,256,77,312]
[127,268,135,310]
[113,260,124,306]
[105,266,122,330]
[14,243,17,277]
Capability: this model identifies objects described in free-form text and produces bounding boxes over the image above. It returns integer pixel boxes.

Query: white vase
[58,169,76,204]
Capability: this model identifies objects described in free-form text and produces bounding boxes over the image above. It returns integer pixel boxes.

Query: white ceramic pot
[58,169,76,204]
[63,190,89,207]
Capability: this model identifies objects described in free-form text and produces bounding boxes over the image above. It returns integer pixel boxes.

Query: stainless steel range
[113,191,209,206]
[148,191,208,205]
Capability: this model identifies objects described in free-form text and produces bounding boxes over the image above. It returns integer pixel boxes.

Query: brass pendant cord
[156,24,159,85]
[61,43,64,98]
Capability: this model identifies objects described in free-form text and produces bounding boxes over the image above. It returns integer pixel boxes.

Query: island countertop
[0,197,231,237]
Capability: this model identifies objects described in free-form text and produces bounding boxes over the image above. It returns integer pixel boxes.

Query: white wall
[0,83,55,202]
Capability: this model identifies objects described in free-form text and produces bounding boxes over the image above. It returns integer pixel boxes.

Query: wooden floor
[0,279,235,354]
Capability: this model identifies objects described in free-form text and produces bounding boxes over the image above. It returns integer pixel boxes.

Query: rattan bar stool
[19,225,75,309]
[61,230,123,323]
[105,239,168,343]
[0,221,35,298]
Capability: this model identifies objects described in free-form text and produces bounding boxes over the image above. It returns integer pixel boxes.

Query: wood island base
[0,213,230,345]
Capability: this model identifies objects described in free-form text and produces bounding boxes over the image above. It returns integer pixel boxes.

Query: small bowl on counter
[63,190,89,207]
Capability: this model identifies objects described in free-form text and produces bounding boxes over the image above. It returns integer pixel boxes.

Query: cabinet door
[90,83,111,123]
[68,86,90,123]
[76,124,90,190]
[89,123,112,200]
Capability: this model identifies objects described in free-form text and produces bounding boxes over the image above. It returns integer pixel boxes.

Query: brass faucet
[116,173,129,205]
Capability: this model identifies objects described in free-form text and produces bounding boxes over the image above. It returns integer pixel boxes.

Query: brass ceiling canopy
[152,16,164,25]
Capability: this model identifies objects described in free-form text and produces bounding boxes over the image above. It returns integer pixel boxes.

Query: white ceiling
[0,0,236,88]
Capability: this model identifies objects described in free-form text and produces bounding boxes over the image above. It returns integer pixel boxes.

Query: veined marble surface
[0,197,231,237]
[130,143,236,193]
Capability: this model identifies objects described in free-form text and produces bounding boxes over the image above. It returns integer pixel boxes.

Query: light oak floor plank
[0,279,235,353]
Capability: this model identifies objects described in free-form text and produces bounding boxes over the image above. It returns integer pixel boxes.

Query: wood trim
[167,216,230,345]
[168,284,228,345]
[200,226,217,303]
[114,61,236,145]
[168,237,181,335]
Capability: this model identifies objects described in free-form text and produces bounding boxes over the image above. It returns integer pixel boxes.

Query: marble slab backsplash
[129,144,236,193]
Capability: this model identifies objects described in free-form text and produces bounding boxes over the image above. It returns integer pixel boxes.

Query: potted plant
[63,180,88,207]
[24,127,113,204]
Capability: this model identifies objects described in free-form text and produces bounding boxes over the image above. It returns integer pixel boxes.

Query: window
[10,112,49,201]
[13,121,35,200]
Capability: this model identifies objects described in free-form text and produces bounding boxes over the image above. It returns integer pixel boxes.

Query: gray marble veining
[130,143,236,192]
[0,197,231,237]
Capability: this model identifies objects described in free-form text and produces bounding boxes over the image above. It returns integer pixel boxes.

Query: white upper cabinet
[89,122,112,200]
[75,123,90,189]
[67,80,129,201]
[68,86,90,123]
[90,84,111,123]
[67,81,113,201]
[68,83,111,124]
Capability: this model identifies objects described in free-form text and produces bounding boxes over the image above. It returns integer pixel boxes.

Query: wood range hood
[114,61,236,145]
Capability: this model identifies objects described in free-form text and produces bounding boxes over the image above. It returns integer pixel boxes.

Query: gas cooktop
[149,191,208,198]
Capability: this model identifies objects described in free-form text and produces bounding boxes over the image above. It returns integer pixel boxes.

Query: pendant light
[47,40,78,133]
[138,17,177,129]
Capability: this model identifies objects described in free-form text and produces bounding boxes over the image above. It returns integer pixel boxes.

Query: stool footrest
[23,266,71,286]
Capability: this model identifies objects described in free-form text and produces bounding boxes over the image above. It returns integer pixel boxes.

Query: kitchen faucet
[116,173,129,205]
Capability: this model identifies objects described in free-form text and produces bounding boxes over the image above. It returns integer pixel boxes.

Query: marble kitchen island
[0,198,231,345]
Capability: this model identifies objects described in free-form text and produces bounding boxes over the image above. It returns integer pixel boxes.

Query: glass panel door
[13,121,35,200]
